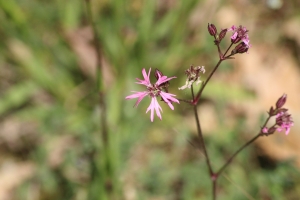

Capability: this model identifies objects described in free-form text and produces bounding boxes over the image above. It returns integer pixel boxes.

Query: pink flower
[126,68,179,122]
[276,111,294,135]
[228,25,250,47]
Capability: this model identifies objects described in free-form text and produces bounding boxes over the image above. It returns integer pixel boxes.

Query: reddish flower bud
[268,127,277,135]
[261,126,276,135]
[268,106,276,116]
[208,23,217,36]
[231,42,249,54]
[218,29,227,42]
[276,94,287,109]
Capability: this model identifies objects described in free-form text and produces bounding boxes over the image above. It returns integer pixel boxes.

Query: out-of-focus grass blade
[0,0,27,26]
[0,81,37,115]
[8,39,74,100]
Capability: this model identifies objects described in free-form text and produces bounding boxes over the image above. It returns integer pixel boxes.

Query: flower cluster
[179,65,205,90]
[207,23,227,45]
[261,94,294,135]
[228,25,250,45]
[229,25,251,54]
[126,68,179,122]
[207,23,251,54]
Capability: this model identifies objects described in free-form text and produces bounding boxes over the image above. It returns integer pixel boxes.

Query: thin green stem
[223,42,234,57]
[213,179,217,200]
[195,59,223,102]
[191,86,213,176]
[216,133,260,176]
[178,98,193,104]
[191,85,195,100]
[194,41,237,103]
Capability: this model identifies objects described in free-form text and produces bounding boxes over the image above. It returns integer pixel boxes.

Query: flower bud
[261,126,276,135]
[231,42,249,54]
[268,106,276,116]
[208,23,217,36]
[268,127,277,135]
[276,94,287,109]
[218,29,227,42]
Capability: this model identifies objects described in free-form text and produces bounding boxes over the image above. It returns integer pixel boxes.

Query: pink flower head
[276,111,294,135]
[228,25,250,46]
[126,68,179,122]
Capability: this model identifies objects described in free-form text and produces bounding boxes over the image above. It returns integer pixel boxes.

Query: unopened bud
[261,126,276,135]
[269,106,276,116]
[218,29,227,42]
[276,94,287,109]
[208,23,217,36]
[231,42,249,54]
[267,127,277,135]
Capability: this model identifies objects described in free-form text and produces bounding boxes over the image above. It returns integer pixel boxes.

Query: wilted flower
[179,65,205,90]
[126,68,179,122]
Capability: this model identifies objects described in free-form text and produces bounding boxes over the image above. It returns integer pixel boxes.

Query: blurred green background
[0,0,300,199]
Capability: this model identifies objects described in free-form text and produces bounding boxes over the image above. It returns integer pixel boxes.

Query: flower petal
[125,91,148,107]
[156,76,176,86]
[154,98,162,120]
[146,97,162,122]
[136,68,152,86]
[160,92,179,103]
[160,91,179,110]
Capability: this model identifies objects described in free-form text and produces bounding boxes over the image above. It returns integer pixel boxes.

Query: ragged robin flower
[126,68,179,122]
